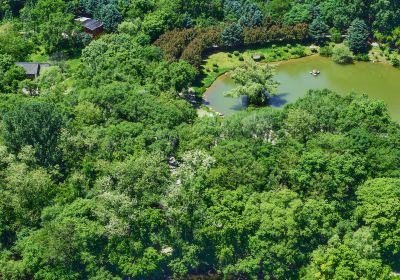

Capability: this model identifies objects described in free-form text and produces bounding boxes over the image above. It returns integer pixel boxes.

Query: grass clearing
[194,44,313,95]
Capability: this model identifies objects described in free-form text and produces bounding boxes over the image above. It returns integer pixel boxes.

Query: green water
[203,56,400,120]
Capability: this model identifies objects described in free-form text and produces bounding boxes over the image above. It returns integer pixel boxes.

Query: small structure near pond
[309,45,318,53]
[310,69,321,76]
[252,54,262,61]
[15,62,50,79]
[239,95,249,108]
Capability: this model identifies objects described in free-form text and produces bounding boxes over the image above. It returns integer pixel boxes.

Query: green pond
[203,55,400,121]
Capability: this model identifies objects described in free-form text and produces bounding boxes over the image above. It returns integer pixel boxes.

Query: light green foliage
[225,61,279,106]
[284,3,312,25]
[117,20,141,36]
[332,44,354,64]
[22,0,77,53]
[302,228,391,279]
[0,1,399,279]
[36,66,65,94]
[356,178,400,267]
[0,22,33,60]
[223,190,339,279]
[329,27,342,43]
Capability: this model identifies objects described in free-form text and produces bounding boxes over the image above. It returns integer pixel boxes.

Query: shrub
[391,56,400,67]
[329,27,342,43]
[291,46,306,57]
[154,28,199,60]
[239,55,244,61]
[354,53,370,61]
[332,44,354,64]
[233,51,240,56]
[319,45,333,57]
[228,53,233,58]
[181,28,223,68]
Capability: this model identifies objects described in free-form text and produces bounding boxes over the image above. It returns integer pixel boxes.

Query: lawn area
[369,46,400,65]
[194,44,313,95]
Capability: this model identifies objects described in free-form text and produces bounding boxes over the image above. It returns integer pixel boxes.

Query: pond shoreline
[199,54,318,116]
[201,55,400,120]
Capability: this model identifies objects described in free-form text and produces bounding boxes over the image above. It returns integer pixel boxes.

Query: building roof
[15,62,50,76]
[81,18,103,31]
[75,17,91,23]
[15,62,39,76]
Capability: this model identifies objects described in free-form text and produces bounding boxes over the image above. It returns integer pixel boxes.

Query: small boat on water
[310,69,321,76]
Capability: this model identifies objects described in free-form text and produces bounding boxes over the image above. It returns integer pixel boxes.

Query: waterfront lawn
[194,44,313,95]
[204,44,311,70]
[369,46,400,66]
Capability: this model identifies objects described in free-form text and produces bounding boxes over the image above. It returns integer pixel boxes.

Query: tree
[309,16,329,44]
[152,60,197,93]
[332,44,354,64]
[98,3,122,32]
[0,54,26,93]
[356,178,400,268]
[221,22,244,47]
[22,0,77,53]
[347,18,370,54]
[225,61,279,106]
[329,27,342,43]
[0,22,33,60]
[238,2,263,27]
[2,102,63,166]
[284,3,313,25]
[223,190,339,279]
[302,228,391,279]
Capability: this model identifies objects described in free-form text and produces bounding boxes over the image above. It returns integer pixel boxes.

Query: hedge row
[244,24,309,45]
[180,27,223,67]
[153,28,199,61]
[154,24,309,68]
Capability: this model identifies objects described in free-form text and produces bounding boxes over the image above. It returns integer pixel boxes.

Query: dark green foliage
[0,54,26,93]
[348,18,370,54]
[2,102,63,166]
[243,24,309,45]
[98,3,122,32]
[221,22,244,47]
[309,16,329,44]
[392,56,400,67]
[0,1,400,279]
[155,24,309,68]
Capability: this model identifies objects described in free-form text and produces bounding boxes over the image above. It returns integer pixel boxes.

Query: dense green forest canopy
[0,0,399,279]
